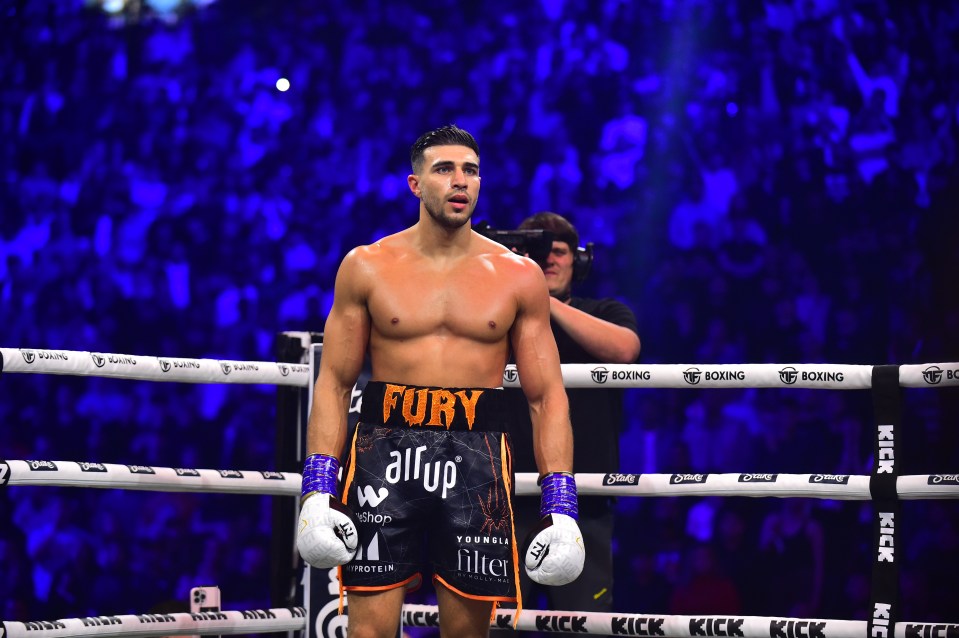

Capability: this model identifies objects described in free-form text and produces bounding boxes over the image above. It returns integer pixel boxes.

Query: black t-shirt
[507,296,639,475]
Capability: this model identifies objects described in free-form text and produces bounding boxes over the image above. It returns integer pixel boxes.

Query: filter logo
[457,548,509,579]
[779,367,798,385]
[683,368,702,385]
[591,367,610,384]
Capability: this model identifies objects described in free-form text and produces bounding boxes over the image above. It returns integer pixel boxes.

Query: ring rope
[4,460,957,500]
[5,346,959,635]
[0,608,306,638]
[0,348,311,386]
[0,460,300,496]
[4,348,958,390]
[400,604,955,637]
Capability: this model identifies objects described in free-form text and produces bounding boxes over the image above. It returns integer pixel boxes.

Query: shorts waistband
[360,381,509,432]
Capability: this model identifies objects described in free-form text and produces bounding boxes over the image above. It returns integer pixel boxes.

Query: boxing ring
[1,342,957,637]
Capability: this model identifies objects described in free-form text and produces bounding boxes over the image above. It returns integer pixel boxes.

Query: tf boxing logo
[920,365,959,385]
[591,367,610,384]
[278,364,290,376]
[220,362,232,375]
[779,367,799,385]
[92,353,106,368]
[21,349,69,364]
[503,367,518,384]
[683,368,702,385]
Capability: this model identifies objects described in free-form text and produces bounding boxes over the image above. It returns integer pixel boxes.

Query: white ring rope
[0,607,306,638]
[0,347,311,386]
[0,460,300,496]
[4,345,959,636]
[401,604,956,637]
[4,347,958,389]
[4,460,958,500]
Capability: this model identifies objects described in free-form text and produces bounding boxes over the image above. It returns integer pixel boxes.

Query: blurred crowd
[2,0,958,626]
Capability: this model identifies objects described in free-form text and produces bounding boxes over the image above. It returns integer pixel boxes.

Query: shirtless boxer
[295,125,584,638]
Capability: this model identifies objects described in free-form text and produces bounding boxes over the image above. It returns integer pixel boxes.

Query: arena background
[2,0,958,627]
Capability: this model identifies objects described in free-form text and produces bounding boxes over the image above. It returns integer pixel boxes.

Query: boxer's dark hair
[410,125,480,173]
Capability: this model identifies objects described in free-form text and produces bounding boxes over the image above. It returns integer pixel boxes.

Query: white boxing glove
[523,472,585,586]
[297,492,360,569]
[296,454,359,569]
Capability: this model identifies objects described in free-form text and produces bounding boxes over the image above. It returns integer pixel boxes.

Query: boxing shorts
[340,381,519,602]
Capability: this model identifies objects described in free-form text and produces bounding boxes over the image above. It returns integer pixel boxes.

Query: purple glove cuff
[302,454,339,499]
[539,472,578,520]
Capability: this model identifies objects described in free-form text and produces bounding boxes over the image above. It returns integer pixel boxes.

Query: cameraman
[508,212,640,619]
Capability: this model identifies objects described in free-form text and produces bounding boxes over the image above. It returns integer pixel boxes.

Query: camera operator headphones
[572,242,594,283]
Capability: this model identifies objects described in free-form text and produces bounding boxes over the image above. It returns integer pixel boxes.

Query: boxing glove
[296,454,359,569]
[523,472,585,586]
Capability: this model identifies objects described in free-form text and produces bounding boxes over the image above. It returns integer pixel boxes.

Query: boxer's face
[543,240,574,299]
[408,145,480,229]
